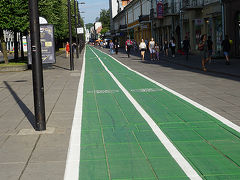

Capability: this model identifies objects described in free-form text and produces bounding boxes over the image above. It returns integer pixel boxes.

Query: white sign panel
[77,27,84,34]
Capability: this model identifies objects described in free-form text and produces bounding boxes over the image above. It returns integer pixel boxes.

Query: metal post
[68,0,74,70]
[74,0,79,58]
[221,0,225,37]
[28,0,46,131]
[77,7,82,53]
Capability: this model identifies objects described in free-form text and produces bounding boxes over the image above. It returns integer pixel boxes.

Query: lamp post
[28,0,46,131]
[77,2,85,54]
[68,0,74,71]
[74,0,79,58]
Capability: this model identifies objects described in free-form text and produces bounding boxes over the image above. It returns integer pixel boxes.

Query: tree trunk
[20,32,24,60]
[14,31,18,60]
[0,29,8,64]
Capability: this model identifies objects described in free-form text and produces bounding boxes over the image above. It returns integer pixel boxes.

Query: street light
[68,0,74,70]
[78,2,85,54]
[28,0,46,131]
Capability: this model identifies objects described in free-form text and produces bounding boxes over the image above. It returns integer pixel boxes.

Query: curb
[0,64,28,72]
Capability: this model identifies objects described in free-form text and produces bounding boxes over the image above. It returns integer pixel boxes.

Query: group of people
[93,34,232,72]
[125,37,176,61]
[198,34,230,71]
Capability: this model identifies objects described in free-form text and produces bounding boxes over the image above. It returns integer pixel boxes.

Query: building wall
[225,0,240,56]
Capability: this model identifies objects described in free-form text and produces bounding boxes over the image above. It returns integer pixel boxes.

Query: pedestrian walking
[155,43,160,60]
[125,38,133,58]
[109,40,114,54]
[198,34,208,71]
[170,37,176,57]
[163,40,169,56]
[100,41,104,49]
[114,40,119,55]
[149,38,155,60]
[207,36,213,63]
[183,36,191,61]
[145,39,149,51]
[72,42,77,57]
[65,42,70,58]
[139,39,147,61]
[221,35,231,65]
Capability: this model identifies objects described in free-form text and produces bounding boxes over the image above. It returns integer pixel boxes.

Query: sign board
[77,27,84,34]
[28,24,56,64]
[157,2,164,19]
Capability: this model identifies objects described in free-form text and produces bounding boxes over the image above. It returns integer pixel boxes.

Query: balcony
[182,0,204,10]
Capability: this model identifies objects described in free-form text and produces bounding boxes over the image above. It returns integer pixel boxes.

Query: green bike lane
[80,46,240,180]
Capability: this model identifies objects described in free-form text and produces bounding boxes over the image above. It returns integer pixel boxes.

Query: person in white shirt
[170,37,176,57]
[109,40,114,54]
[149,38,155,60]
[139,39,147,61]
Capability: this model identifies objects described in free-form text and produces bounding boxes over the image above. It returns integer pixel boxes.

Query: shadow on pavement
[3,81,36,130]
[52,64,70,71]
[103,47,240,82]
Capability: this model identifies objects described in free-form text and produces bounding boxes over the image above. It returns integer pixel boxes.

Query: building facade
[111,0,239,56]
[224,0,240,57]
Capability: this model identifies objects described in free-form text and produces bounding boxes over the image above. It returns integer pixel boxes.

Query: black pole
[68,0,74,70]
[77,9,82,54]
[28,0,46,131]
[74,0,79,58]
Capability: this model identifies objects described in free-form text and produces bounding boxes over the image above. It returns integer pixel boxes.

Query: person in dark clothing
[114,40,119,55]
[125,38,133,58]
[207,36,213,63]
[163,40,169,56]
[183,36,190,61]
[221,35,231,65]
[198,34,208,71]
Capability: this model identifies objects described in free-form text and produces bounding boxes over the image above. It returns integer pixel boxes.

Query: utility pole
[221,0,225,37]
[28,0,46,131]
[74,0,79,58]
[68,0,74,71]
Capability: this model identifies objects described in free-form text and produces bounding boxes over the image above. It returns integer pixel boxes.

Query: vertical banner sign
[28,24,56,64]
[157,2,164,19]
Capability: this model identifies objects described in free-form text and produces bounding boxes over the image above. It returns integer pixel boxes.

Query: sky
[79,0,109,24]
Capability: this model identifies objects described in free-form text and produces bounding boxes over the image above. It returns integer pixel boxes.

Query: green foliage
[85,23,94,30]
[0,0,85,47]
[101,28,108,35]
[99,9,110,32]
[0,0,29,32]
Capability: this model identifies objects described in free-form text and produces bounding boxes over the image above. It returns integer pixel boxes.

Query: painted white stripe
[94,47,240,134]
[89,47,202,180]
[64,47,86,180]
[87,89,119,94]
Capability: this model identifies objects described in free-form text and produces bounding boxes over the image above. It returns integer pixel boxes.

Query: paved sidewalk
[0,51,83,180]
[101,46,240,77]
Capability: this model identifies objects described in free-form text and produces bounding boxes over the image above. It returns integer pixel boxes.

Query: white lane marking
[131,88,163,93]
[89,47,202,180]
[95,47,240,134]
[86,88,162,94]
[64,47,86,180]
[87,89,119,94]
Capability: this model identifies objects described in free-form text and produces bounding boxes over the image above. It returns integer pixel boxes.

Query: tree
[85,23,93,31]
[0,0,29,63]
[99,9,110,34]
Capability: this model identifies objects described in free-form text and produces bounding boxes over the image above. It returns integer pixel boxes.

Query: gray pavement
[0,51,83,180]
[0,46,240,179]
